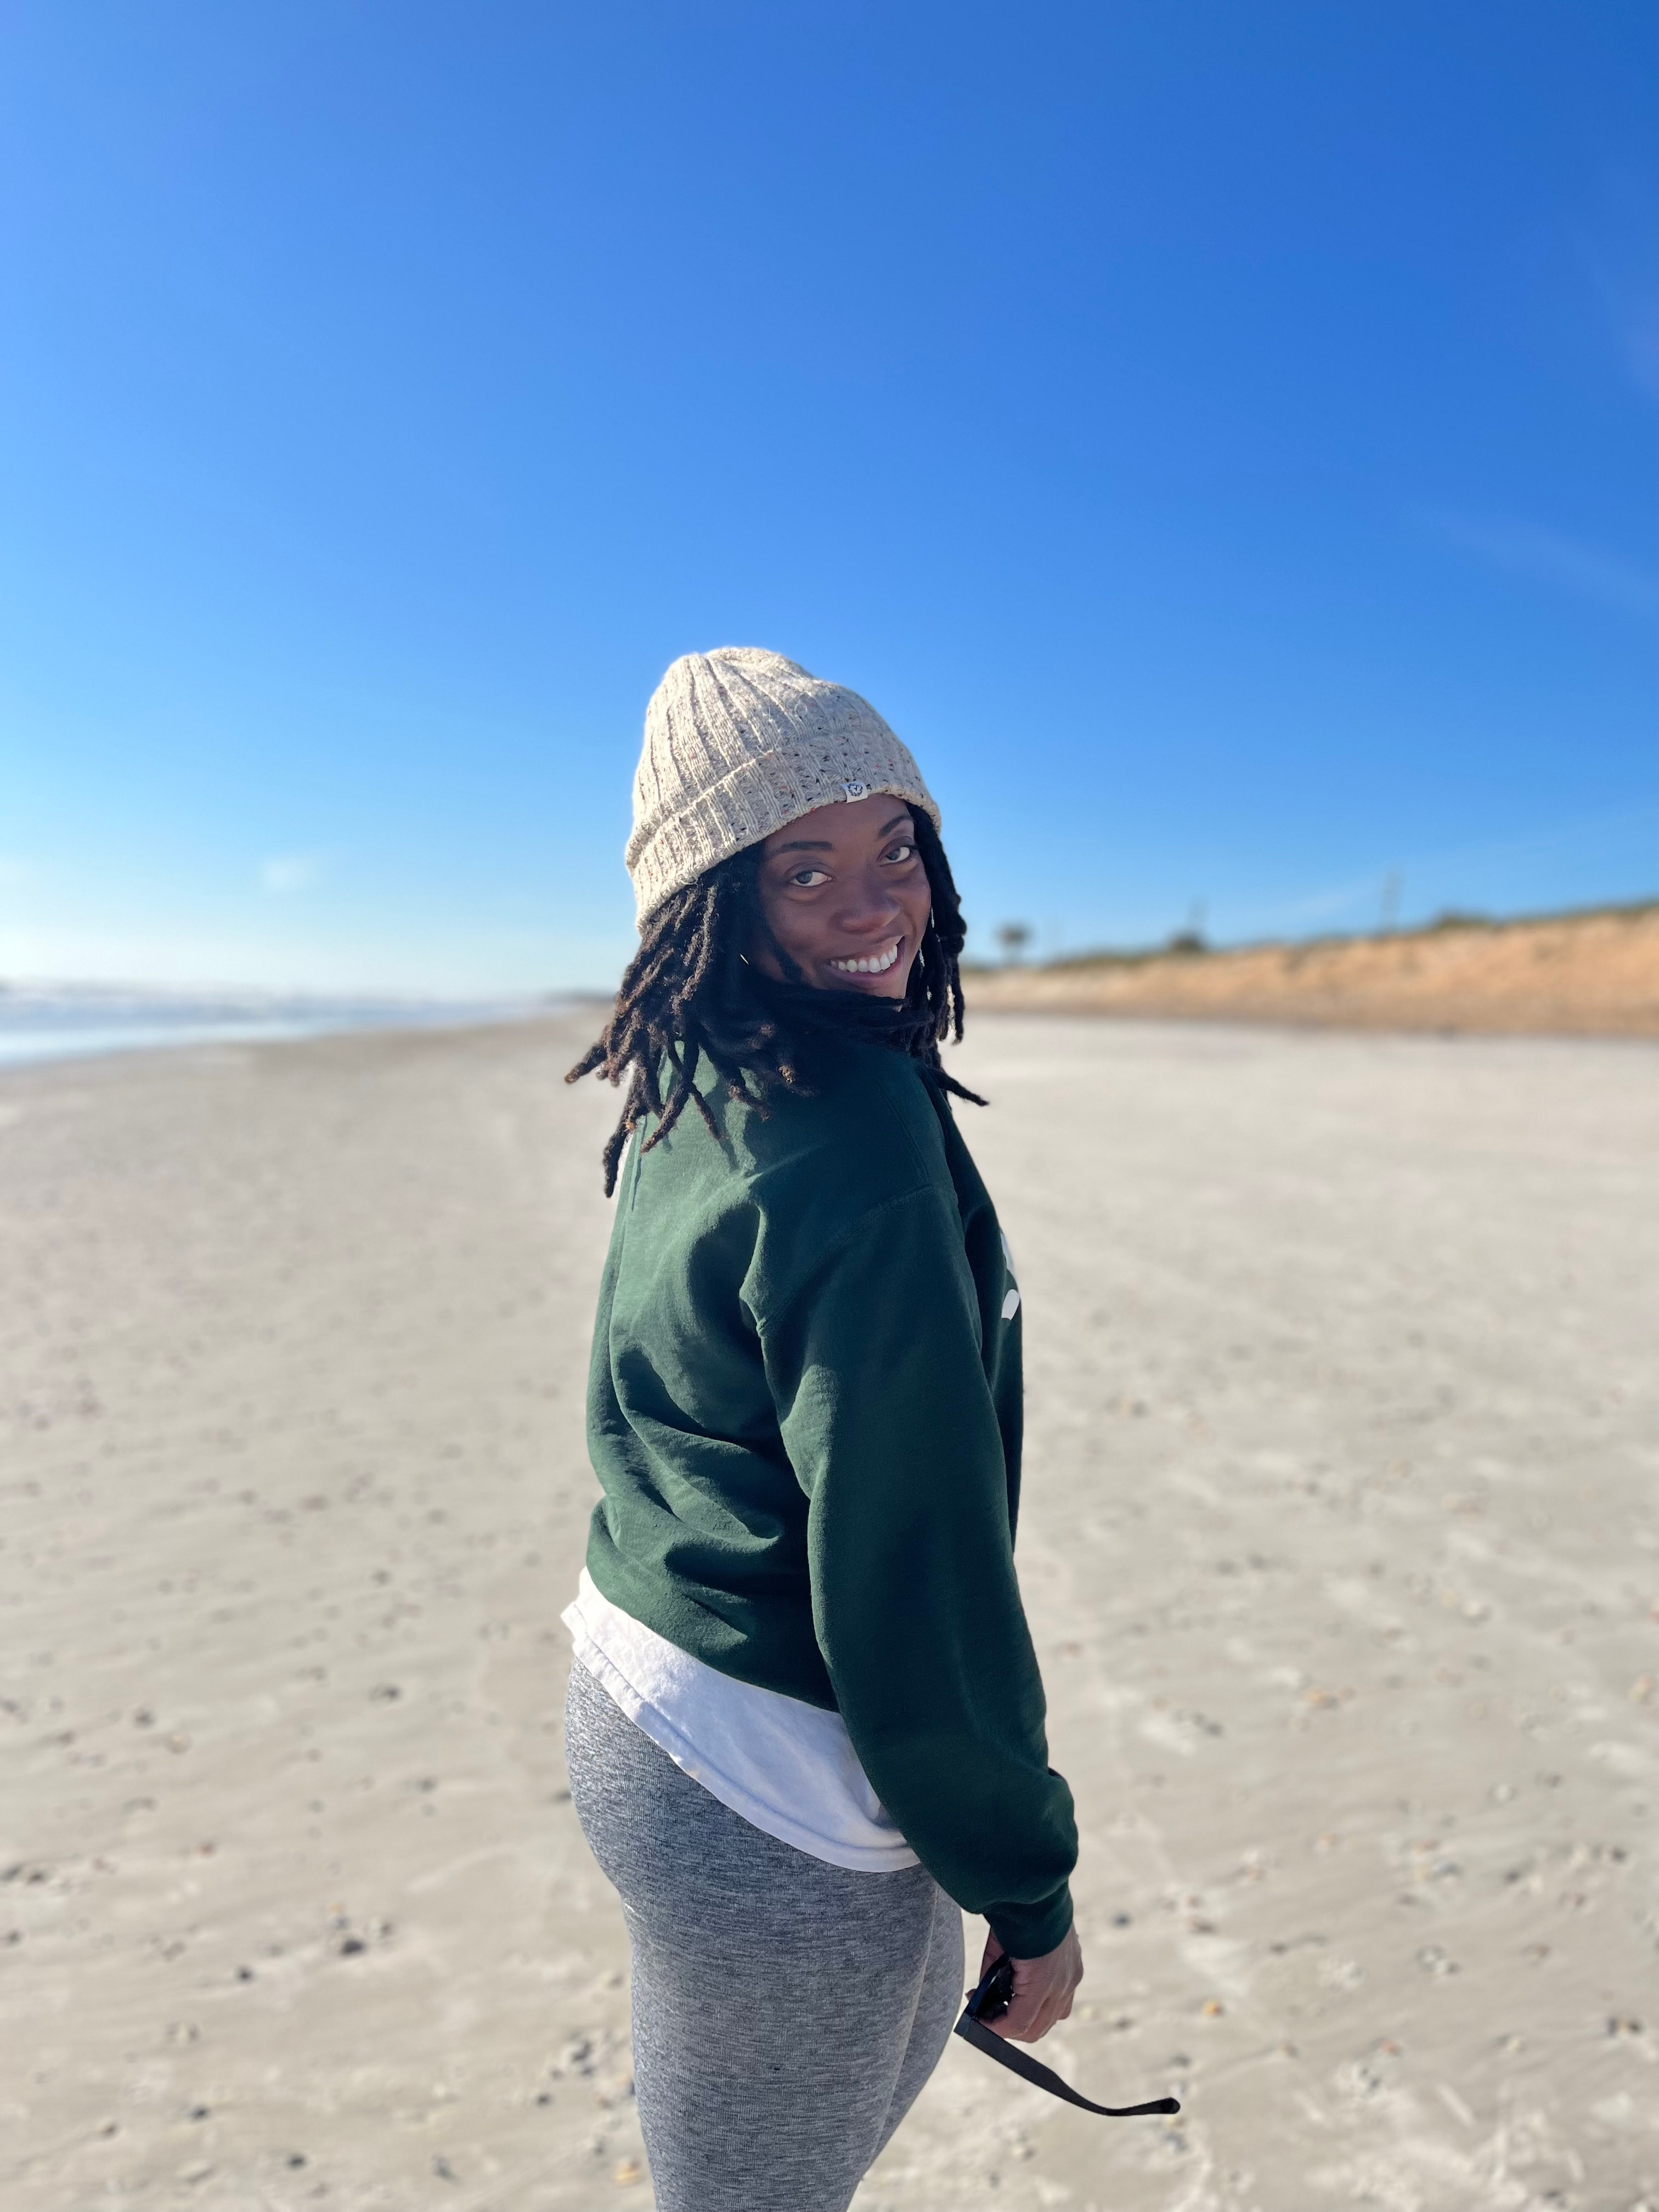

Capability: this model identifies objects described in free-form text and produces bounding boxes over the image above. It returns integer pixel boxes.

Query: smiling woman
[568,649,986,1195]
[753,798,935,990]
[562,650,1081,2212]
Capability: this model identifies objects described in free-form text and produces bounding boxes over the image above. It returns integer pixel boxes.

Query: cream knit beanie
[626,647,941,925]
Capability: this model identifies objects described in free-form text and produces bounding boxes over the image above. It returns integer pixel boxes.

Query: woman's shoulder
[732,1044,950,1215]
[729,1054,972,1321]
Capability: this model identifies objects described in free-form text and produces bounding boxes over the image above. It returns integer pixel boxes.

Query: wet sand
[2,1015,1654,2211]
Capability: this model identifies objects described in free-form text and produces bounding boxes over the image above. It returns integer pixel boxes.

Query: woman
[564,647,1081,2212]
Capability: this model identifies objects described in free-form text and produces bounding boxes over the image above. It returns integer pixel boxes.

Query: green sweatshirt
[583,1036,1077,1957]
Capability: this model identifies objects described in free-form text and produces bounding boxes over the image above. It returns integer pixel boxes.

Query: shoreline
[0,1001,586,1073]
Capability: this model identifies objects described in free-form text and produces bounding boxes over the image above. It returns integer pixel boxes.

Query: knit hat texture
[626,647,941,924]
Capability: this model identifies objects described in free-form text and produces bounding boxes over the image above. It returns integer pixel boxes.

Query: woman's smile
[826,936,903,980]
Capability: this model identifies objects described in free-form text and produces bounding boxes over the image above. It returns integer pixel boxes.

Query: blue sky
[2,1,1654,993]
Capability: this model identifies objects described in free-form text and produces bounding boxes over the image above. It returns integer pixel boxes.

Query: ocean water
[0,993,570,1070]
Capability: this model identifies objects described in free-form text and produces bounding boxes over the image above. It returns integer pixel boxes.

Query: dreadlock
[567,810,984,1193]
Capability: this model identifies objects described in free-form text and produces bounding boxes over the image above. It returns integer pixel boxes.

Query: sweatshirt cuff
[986,1883,1074,1960]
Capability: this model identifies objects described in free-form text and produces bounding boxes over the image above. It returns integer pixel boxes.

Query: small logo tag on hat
[842,780,868,800]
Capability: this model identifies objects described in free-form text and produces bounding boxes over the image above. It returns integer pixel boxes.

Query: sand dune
[2,1015,1654,2211]
[966,905,1659,1035]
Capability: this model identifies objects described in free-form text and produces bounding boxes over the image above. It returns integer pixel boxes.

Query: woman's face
[752,798,933,997]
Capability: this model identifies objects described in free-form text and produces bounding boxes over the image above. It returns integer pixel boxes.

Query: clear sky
[2,2,1654,994]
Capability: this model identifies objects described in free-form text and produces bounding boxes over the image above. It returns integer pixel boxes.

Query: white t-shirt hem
[563,1571,918,1875]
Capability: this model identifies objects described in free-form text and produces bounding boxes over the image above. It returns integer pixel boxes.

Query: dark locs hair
[566,810,984,1193]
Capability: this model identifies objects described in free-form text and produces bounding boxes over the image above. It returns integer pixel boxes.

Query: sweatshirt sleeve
[760,1182,1077,1957]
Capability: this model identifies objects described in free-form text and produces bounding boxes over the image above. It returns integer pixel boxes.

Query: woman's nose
[835,870,902,933]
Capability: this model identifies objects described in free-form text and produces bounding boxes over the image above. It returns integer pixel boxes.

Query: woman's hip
[564,1658,947,1961]
[564,1662,962,2210]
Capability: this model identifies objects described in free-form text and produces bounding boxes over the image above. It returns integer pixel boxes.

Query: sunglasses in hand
[955,1953,1181,2119]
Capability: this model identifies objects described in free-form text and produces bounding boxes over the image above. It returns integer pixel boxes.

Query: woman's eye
[884,842,916,864]
[791,867,830,888]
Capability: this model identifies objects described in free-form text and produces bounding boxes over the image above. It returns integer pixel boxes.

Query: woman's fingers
[986,1925,1084,2044]
[1014,1990,1062,2041]
[995,1985,1046,2040]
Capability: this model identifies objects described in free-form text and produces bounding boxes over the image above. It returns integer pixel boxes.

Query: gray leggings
[564,1662,963,2212]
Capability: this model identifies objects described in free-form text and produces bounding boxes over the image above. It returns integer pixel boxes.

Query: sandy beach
[2,1013,1655,2212]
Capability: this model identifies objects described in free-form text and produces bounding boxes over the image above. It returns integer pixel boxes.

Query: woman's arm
[762,1183,1078,1960]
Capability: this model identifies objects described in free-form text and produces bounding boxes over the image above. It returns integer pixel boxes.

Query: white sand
[2,1016,1654,2212]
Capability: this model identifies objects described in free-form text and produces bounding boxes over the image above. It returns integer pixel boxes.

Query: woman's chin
[822,964,913,1000]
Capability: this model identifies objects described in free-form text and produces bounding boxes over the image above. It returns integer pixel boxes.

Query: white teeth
[829,940,900,976]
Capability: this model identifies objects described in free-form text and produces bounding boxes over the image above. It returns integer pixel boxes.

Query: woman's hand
[978,1925,1084,2044]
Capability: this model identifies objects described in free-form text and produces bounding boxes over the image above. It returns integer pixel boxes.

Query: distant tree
[995,922,1034,964]
[1166,899,1208,956]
